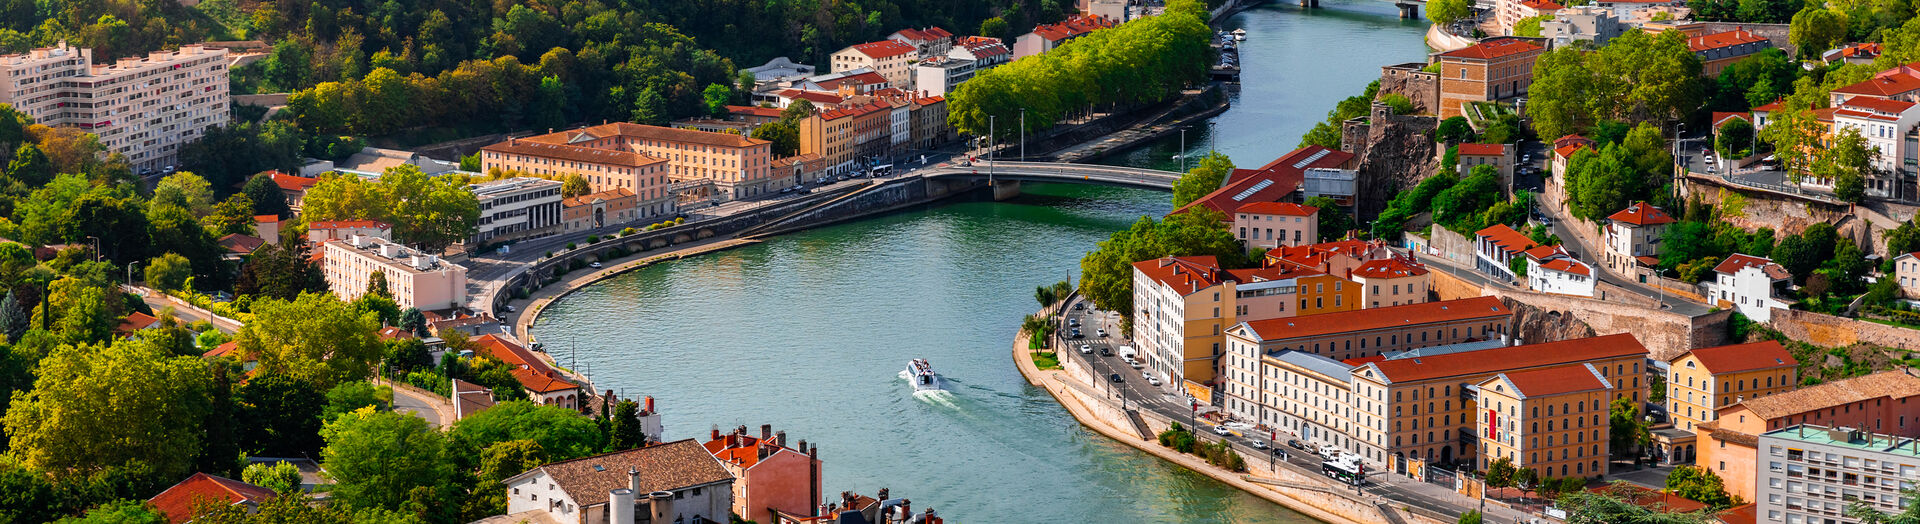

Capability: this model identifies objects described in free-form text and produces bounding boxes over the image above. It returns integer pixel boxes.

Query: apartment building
[799,101,890,175]
[1690,30,1773,78]
[1350,256,1430,308]
[704,425,824,524]
[560,188,637,233]
[1895,252,1920,298]
[1456,143,1513,181]
[1476,362,1614,479]
[1829,96,1920,199]
[478,137,674,218]
[321,235,469,311]
[888,27,954,60]
[1132,255,1365,387]
[911,57,975,95]
[507,122,778,201]
[1232,202,1319,250]
[1758,425,1920,524]
[469,177,563,243]
[0,41,229,174]
[830,40,917,88]
[1495,0,1561,33]
[1013,15,1117,58]
[1475,224,1538,282]
[1828,62,1920,106]
[1268,239,1398,277]
[1667,341,1798,434]
[1699,370,1920,502]
[1523,244,1596,297]
[1603,202,1675,273]
[908,94,949,150]
[503,440,734,524]
[1260,350,1367,455]
[1707,253,1793,323]
[949,37,1012,70]
[1436,37,1545,119]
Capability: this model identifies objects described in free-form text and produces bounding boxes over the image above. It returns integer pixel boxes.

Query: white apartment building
[469,177,563,243]
[321,235,469,311]
[503,440,735,524]
[0,41,229,174]
[911,57,975,96]
[1708,253,1793,322]
[1524,244,1596,297]
[1758,425,1920,524]
[1603,202,1675,273]
[1829,96,1920,199]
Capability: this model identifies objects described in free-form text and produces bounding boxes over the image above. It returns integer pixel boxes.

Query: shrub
[565,242,576,250]
[621,227,636,236]
[586,235,599,243]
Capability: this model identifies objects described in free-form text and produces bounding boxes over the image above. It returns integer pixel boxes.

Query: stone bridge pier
[1298,0,1319,6]
[1395,1,1419,18]
[992,180,1023,201]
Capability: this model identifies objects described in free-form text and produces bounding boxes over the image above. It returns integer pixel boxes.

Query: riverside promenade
[1013,319,1468,524]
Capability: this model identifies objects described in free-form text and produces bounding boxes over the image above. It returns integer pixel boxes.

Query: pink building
[1232,202,1319,249]
[704,425,823,524]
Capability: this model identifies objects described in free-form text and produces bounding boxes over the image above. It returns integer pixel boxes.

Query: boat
[1232,28,1247,41]
[906,359,944,391]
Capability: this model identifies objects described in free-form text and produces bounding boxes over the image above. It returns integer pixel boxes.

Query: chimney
[644,396,654,414]
[798,439,807,453]
[609,489,635,524]
[761,424,772,441]
[775,430,786,448]
[711,427,721,440]
[628,466,641,494]
[810,444,818,458]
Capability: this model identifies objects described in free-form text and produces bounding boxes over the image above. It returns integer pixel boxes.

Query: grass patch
[1031,351,1062,370]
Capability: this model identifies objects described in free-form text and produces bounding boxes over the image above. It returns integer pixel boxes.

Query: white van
[1116,346,1137,360]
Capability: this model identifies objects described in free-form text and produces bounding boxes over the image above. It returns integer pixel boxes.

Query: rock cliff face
[1344,103,1438,219]
[1502,297,1597,346]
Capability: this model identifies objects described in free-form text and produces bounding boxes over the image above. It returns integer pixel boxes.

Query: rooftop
[1733,370,1920,420]
[1761,424,1920,458]
[1175,146,1352,217]
[148,473,276,524]
[1348,257,1428,279]
[309,219,392,230]
[1029,15,1117,42]
[847,40,916,59]
[1678,340,1797,374]
[1486,363,1611,398]
[468,176,563,198]
[471,334,579,394]
[1360,333,1648,384]
[481,139,667,168]
[1475,224,1538,255]
[269,172,317,192]
[1839,95,1917,114]
[1833,70,1920,98]
[1264,350,1356,382]
[1240,296,1509,341]
[531,122,770,149]
[1608,202,1675,226]
[1689,29,1769,53]
[507,439,734,508]
[1439,38,1544,60]
[562,188,636,207]
[1713,253,1790,280]
[1456,143,1508,156]
[1133,256,1225,296]
[1235,201,1319,216]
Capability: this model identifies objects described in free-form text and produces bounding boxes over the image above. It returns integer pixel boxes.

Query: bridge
[916,161,1182,192]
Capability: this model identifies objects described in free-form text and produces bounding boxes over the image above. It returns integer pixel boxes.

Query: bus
[1322,455,1366,485]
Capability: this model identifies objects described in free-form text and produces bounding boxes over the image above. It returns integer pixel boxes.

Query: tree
[1458,510,1483,524]
[1560,483,1718,523]
[5,142,52,187]
[462,439,547,520]
[702,83,732,117]
[560,174,591,199]
[37,275,121,344]
[980,17,1010,41]
[235,292,384,389]
[1773,234,1821,280]
[0,290,29,342]
[319,407,451,512]
[1486,456,1518,491]
[530,76,567,132]
[1170,152,1233,207]
[324,381,392,423]
[236,242,328,300]
[780,99,816,122]
[150,172,216,216]
[1427,0,1474,25]
[1303,196,1353,241]
[1817,127,1873,203]
[1716,118,1754,159]
[243,172,293,219]
[366,271,392,299]
[1847,488,1920,524]
[265,39,313,90]
[1666,465,1736,508]
[1889,219,1920,255]
[1078,210,1249,332]
[144,253,192,292]
[1513,15,1552,37]
[401,308,428,337]
[204,194,259,237]
[52,499,167,524]
[752,120,799,157]
[1609,397,1650,460]
[235,373,328,457]
[449,401,606,461]
[1436,116,1474,143]
[609,399,647,450]
[301,166,479,252]
[1790,8,1850,60]
[242,461,304,495]
[3,338,211,484]
[1381,93,1415,115]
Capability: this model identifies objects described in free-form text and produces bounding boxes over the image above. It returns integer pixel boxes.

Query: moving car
[1079,344,1093,354]
[589,262,603,268]
[1099,347,1113,357]
[1287,439,1306,451]
[1108,373,1123,383]
[1146,376,1162,386]
[1213,425,1233,436]
[1071,329,1083,339]
[1097,328,1108,338]
[1074,303,1086,310]
[1251,440,1268,450]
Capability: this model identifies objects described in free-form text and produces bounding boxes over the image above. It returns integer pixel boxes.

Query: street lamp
[125,261,139,288]
[988,115,996,186]
[1019,108,1027,162]
[1178,127,1188,172]
[85,236,100,262]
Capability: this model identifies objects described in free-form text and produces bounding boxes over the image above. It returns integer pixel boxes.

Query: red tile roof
[816,71,889,90]
[531,122,770,149]
[1718,503,1759,524]
[1689,30,1769,53]
[1520,0,1563,9]
[203,341,240,359]
[148,473,277,524]
[1029,15,1117,42]
[1494,363,1610,397]
[849,40,916,59]
[307,219,391,230]
[1839,96,1917,114]
[1241,296,1510,341]
[218,234,265,255]
[472,334,579,394]
[269,173,316,192]
[726,105,784,119]
[1362,333,1648,383]
[1830,42,1882,61]
[481,139,666,168]
[252,214,279,223]
[1608,202,1675,226]
[704,430,810,470]
[1475,224,1538,255]
[1713,253,1790,280]
[1590,485,1710,514]
[1751,99,1783,112]
[1439,38,1544,60]
[116,312,159,336]
[561,188,635,207]
[1236,202,1318,216]
[1537,257,1591,276]
[1681,340,1797,374]
[1457,143,1508,157]
[957,39,1012,59]
[1833,71,1920,98]
[1348,257,1428,279]
[378,326,416,341]
[1174,146,1353,217]
[893,27,953,43]
[1711,112,1751,128]
[1133,256,1225,295]
[775,89,845,105]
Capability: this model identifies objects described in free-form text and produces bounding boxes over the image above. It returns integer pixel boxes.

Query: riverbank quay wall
[1012,330,1453,524]
[1429,268,1733,360]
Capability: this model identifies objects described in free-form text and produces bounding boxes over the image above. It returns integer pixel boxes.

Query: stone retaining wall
[1770,309,1920,351]
[1430,269,1731,360]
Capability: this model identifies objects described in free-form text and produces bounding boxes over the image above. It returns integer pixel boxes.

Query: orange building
[1436,38,1545,118]
[1666,341,1798,434]
[705,425,824,524]
[1696,370,1920,502]
[1477,363,1615,479]
[799,101,891,176]
[1688,29,1773,78]
[1349,256,1431,308]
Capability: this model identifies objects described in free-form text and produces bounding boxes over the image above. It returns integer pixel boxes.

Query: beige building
[1476,362,1614,479]
[478,137,673,218]
[321,235,469,310]
[1894,252,1920,298]
[1349,256,1430,308]
[1456,143,1513,181]
[1233,202,1319,249]
[1132,256,1357,387]
[799,101,890,176]
[1667,340,1798,434]
[561,188,637,233]
[1604,202,1676,273]
[0,41,230,174]
[469,177,564,243]
[830,40,917,88]
[494,122,777,202]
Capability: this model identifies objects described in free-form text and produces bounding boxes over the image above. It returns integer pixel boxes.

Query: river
[531,2,1429,521]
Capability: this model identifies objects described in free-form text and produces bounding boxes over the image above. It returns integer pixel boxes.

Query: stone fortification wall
[1379,63,1439,115]
[1770,309,1920,351]
[1346,103,1440,219]
[1430,270,1731,360]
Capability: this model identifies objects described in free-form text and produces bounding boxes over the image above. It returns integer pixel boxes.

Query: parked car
[1287,439,1306,451]
[1251,440,1268,450]
[1071,329,1083,339]
[1146,376,1162,386]
[1108,373,1124,383]
[1099,347,1113,357]
[1097,328,1108,338]
[1068,318,1080,327]
[1074,303,1085,310]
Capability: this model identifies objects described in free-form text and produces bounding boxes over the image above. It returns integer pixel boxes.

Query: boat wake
[913,388,958,408]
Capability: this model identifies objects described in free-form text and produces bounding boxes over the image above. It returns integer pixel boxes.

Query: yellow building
[1294,273,1360,316]
[1477,363,1615,479]
[1666,340,1797,434]
[1133,256,1365,387]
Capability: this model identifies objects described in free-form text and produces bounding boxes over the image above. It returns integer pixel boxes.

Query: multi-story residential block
[307,219,391,243]
[1829,96,1920,199]
[1013,15,1117,59]
[1132,256,1360,386]
[949,37,1013,70]
[799,100,892,175]
[504,122,778,202]
[1603,202,1675,274]
[704,425,823,524]
[1457,142,1513,182]
[908,94,949,150]
[1707,253,1793,322]
[503,439,734,524]
[888,27,954,60]
[1258,349,1366,454]
[561,188,637,233]
[1476,362,1614,479]
[1496,0,1561,35]
[1269,239,1399,276]
[320,235,468,311]
[1475,224,1538,282]
[1667,340,1797,433]
[1540,6,1624,48]
[1758,425,1920,524]
[1523,244,1596,297]
[1696,370,1920,502]
[477,136,674,216]
[1829,62,1920,106]
[469,177,564,244]
[1351,256,1430,308]
[0,41,229,174]
[1174,145,1356,218]
[1550,134,1594,179]
[911,57,975,95]
[1232,202,1319,249]
[1436,38,1545,119]
[1894,252,1920,298]
[830,40,917,88]
[1690,30,1774,78]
